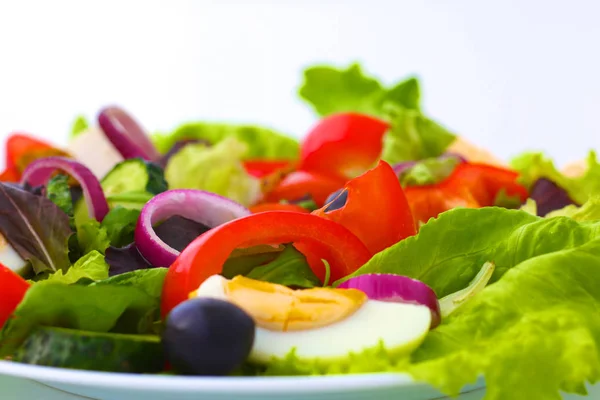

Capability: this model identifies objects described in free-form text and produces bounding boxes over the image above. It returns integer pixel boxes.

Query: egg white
[194,275,431,364]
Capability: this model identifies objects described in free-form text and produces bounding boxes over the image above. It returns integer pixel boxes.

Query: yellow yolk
[224,276,367,331]
[190,275,367,331]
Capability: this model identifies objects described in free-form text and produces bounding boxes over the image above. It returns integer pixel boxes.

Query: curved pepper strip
[0,133,70,183]
[300,113,390,180]
[404,162,529,224]
[243,159,293,178]
[311,160,417,254]
[0,264,30,328]
[161,211,372,316]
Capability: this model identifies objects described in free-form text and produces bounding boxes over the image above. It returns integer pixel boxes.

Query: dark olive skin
[324,189,348,212]
[162,298,255,376]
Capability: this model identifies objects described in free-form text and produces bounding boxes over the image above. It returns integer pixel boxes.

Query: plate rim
[0,360,426,394]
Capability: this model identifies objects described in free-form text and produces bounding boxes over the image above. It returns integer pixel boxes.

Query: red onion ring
[98,106,161,161]
[20,156,109,221]
[135,189,251,267]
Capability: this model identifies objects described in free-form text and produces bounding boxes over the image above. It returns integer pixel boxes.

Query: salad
[0,63,599,400]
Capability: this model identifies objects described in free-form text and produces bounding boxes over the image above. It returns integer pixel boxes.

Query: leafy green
[298,63,420,118]
[0,183,72,275]
[399,157,460,187]
[511,150,600,204]
[380,105,456,164]
[338,207,600,298]
[70,115,89,139]
[76,220,110,256]
[165,137,261,206]
[222,245,321,288]
[92,268,167,301]
[46,175,74,222]
[100,207,140,247]
[546,197,600,222]
[0,281,159,357]
[152,122,299,160]
[42,251,109,285]
[408,239,600,399]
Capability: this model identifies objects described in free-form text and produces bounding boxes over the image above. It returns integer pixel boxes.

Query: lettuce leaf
[339,207,600,298]
[546,197,600,222]
[69,115,89,139]
[165,137,261,206]
[408,239,600,399]
[511,150,600,204]
[152,122,299,160]
[42,251,109,285]
[381,105,456,164]
[399,156,460,187]
[298,63,420,118]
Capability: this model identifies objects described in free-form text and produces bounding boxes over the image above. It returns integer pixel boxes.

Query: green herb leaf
[92,268,168,300]
[298,63,420,118]
[70,115,89,139]
[100,207,141,248]
[43,251,109,285]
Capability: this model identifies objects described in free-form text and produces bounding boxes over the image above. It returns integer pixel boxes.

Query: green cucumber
[101,158,167,197]
[14,327,165,373]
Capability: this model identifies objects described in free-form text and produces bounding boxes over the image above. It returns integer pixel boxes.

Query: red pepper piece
[0,264,30,328]
[161,211,371,316]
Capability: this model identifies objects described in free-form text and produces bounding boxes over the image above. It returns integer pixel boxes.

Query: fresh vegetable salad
[0,63,599,400]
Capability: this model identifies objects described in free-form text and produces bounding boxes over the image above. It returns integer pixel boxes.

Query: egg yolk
[223,276,367,332]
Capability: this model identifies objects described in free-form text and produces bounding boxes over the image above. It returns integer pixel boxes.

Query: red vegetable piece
[243,160,292,178]
[300,113,390,180]
[0,263,30,328]
[2,133,69,182]
[404,163,529,224]
[161,211,372,316]
[263,170,346,207]
[312,161,417,254]
[249,203,309,214]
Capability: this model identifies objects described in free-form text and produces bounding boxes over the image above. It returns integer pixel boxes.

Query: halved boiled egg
[191,275,432,364]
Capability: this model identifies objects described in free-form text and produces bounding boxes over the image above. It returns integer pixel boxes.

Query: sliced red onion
[439,261,495,319]
[338,273,441,329]
[20,156,109,221]
[98,106,161,161]
[135,189,251,267]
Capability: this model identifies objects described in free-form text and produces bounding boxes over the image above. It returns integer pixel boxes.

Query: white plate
[0,360,488,400]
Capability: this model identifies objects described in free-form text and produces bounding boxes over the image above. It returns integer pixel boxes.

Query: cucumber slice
[102,158,167,197]
[14,327,165,373]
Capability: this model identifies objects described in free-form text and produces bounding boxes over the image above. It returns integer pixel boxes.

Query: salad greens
[152,122,300,160]
[1,61,600,400]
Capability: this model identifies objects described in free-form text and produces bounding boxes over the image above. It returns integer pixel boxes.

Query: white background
[0,0,599,165]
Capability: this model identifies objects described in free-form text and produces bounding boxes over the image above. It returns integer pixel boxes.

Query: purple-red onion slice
[20,156,109,221]
[98,106,161,161]
[337,273,441,329]
[135,189,251,267]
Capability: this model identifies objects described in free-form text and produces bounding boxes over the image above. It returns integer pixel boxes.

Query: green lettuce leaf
[165,137,261,206]
[339,207,600,298]
[69,115,89,139]
[43,251,109,285]
[381,105,456,164]
[222,245,321,288]
[152,122,299,159]
[46,175,74,221]
[100,206,141,247]
[408,239,600,399]
[76,220,110,256]
[92,268,167,300]
[0,281,159,357]
[399,157,460,187]
[510,150,600,204]
[298,63,420,118]
[546,196,600,222]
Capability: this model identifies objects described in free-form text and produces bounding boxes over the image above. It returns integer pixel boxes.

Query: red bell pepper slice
[311,160,417,254]
[243,159,292,178]
[404,163,529,224]
[0,264,30,327]
[1,133,69,182]
[161,211,372,316]
[249,202,310,214]
[263,170,346,207]
[300,113,390,180]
